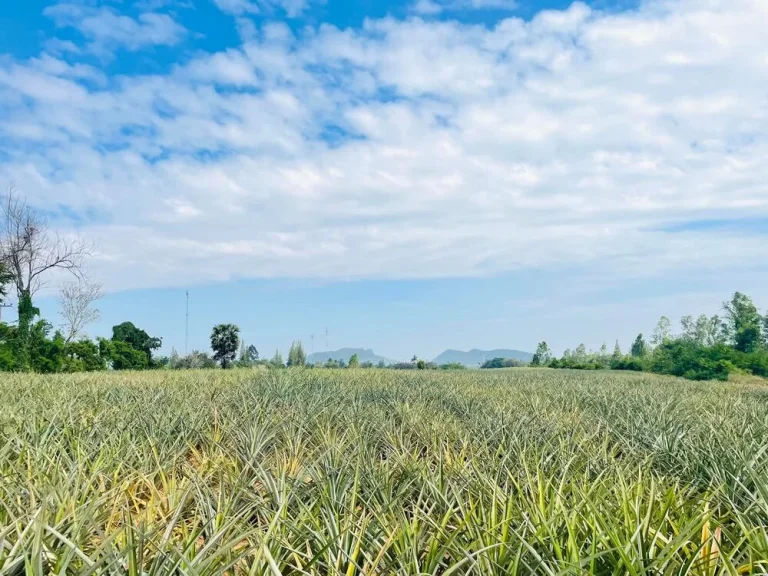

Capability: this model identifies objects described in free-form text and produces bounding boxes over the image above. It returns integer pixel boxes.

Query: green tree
[679,314,709,345]
[440,362,466,370]
[481,357,525,369]
[630,333,648,358]
[237,343,259,367]
[723,292,762,353]
[348,353,360,368]
[14,292,39,369]
[1,186,89,367]
[112,322,162,363]
[287,340,306,367]
[62,339,106,372]
[680,315,695,341]
[271,349,284,368]
[573,343,587,363]
[99,338,149,370]
[0,322,17,370]
[651,316,672,347]
[598,342,610,366]
[173,350,217,369]
[376,360,386,368]
[612,340,623,362]
[531,341,552,366]
[679,314,724,346]
[648,340,730,381]
[763,313,768,348]
[210,323,240,368]
[706,315,727,346]
[28,320,65,373]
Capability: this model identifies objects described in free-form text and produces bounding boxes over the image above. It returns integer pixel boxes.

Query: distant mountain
[432,349,534,367]
[307,348,395,366]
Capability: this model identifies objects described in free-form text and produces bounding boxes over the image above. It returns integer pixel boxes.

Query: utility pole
[310,333,315,353]
[185,290,189,354]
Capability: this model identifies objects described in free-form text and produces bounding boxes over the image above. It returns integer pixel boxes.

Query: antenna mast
[185,290,189,354]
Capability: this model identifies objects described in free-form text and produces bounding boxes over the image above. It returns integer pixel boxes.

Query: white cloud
[412,0,517,15]
[467,0,517,9]
[44,3,186,53]
[412,0,443,15]
[43,38,82,55]
[2,0,768,292]
[213,0,313,17]
[213,0,260,15]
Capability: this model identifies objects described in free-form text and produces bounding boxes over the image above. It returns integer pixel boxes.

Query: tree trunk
[15,290,38,371]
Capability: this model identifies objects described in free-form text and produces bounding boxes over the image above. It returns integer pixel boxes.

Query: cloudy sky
[1,0,767,360]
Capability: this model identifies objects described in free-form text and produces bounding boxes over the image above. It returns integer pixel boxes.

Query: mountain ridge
[307,347,534,367]
[307,348,395,365]
[432,348,533,367]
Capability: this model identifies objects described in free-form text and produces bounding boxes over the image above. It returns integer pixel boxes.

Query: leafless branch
[0,183,92,300]
[58,280,103,343]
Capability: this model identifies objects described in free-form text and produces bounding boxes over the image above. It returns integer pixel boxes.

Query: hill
[307,348,395,366]
[432,348,533,367]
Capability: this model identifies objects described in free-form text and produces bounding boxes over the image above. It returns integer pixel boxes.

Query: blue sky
[2,0,768,360]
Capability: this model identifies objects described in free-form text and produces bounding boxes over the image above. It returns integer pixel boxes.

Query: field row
[1,369,767,574]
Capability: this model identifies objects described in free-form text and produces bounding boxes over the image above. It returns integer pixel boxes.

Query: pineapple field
[1,368,767,574]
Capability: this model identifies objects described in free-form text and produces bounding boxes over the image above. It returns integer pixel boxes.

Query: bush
[481,357,526,369]
[742,349,768,377]
[63,340,107,372]
[170,350,217,369]
[391,362,415,370]
[440,362,467,370]
[648,341,729,381]
[100,339,150,370]
[549,358,603,370]
[610,357,645,372]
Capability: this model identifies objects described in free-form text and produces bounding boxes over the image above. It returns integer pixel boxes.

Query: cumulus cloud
[412,0,444,15]
[213,0,261,15]
[2,0,768,291]
[412,0,517,15]
[213,0,313,18]
[44,3,186,53]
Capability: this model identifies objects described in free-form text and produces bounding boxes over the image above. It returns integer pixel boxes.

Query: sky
[1,0,767,361]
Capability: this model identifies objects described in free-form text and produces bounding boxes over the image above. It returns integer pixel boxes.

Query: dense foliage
[480,357,526,369]
[0,310,163,372]
[1,279,767,382]
[545,291,768,381]
[287,340,307,367]
[210,323,240,368]
[2,369,767,574]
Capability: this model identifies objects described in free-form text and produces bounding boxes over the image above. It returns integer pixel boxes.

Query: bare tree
[58,280,103,342]
[0,183,90,300]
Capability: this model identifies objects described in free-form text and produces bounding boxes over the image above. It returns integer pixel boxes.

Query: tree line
[519,291,768,381]
[0,185,470,373]
[3,184,766,379]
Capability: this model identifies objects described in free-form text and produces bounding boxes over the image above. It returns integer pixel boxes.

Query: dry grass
[1,368,767,574]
